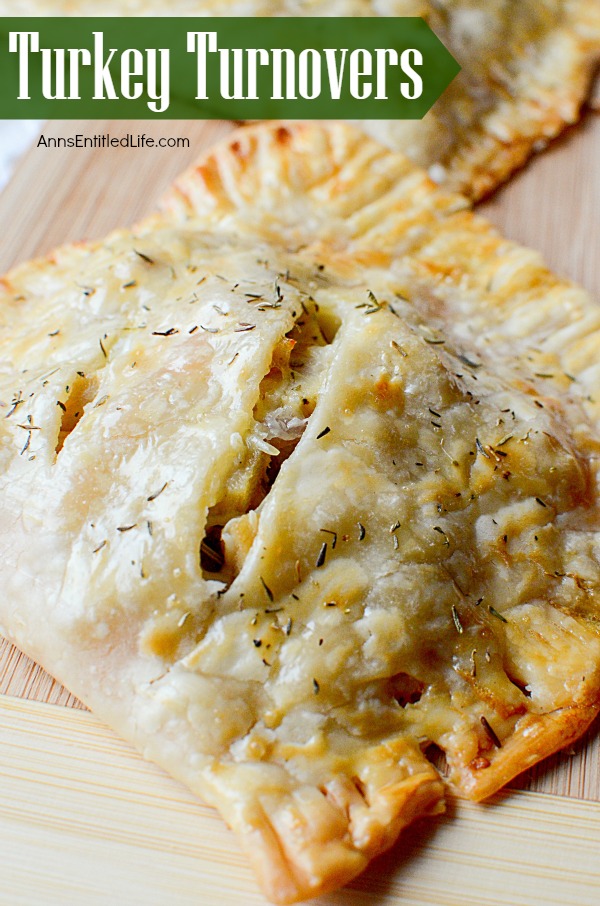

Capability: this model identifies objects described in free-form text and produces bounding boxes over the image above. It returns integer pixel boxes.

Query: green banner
[0,18,459,119]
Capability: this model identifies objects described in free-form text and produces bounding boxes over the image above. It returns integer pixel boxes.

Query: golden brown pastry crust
[2,122,600,903]
[360,0,600,198]
[162,123,600,800]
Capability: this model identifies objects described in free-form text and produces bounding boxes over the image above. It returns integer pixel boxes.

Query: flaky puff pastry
[2,123,600,902]
[2,0,599,198]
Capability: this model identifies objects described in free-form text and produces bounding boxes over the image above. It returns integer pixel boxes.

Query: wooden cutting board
[0,115,599,904]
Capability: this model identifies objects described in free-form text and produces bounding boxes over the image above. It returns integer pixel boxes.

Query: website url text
[37,133,190,149]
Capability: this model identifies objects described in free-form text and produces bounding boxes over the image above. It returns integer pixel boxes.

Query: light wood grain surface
[3,695,600,906]
[479,108,600,300]
[0,120,235,273]
[0,114,599,903]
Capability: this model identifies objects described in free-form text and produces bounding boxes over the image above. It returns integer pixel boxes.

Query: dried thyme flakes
[260,576,274,602]
[316,542,328,568]
[451,605,463,634]
[480,715,502,748]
